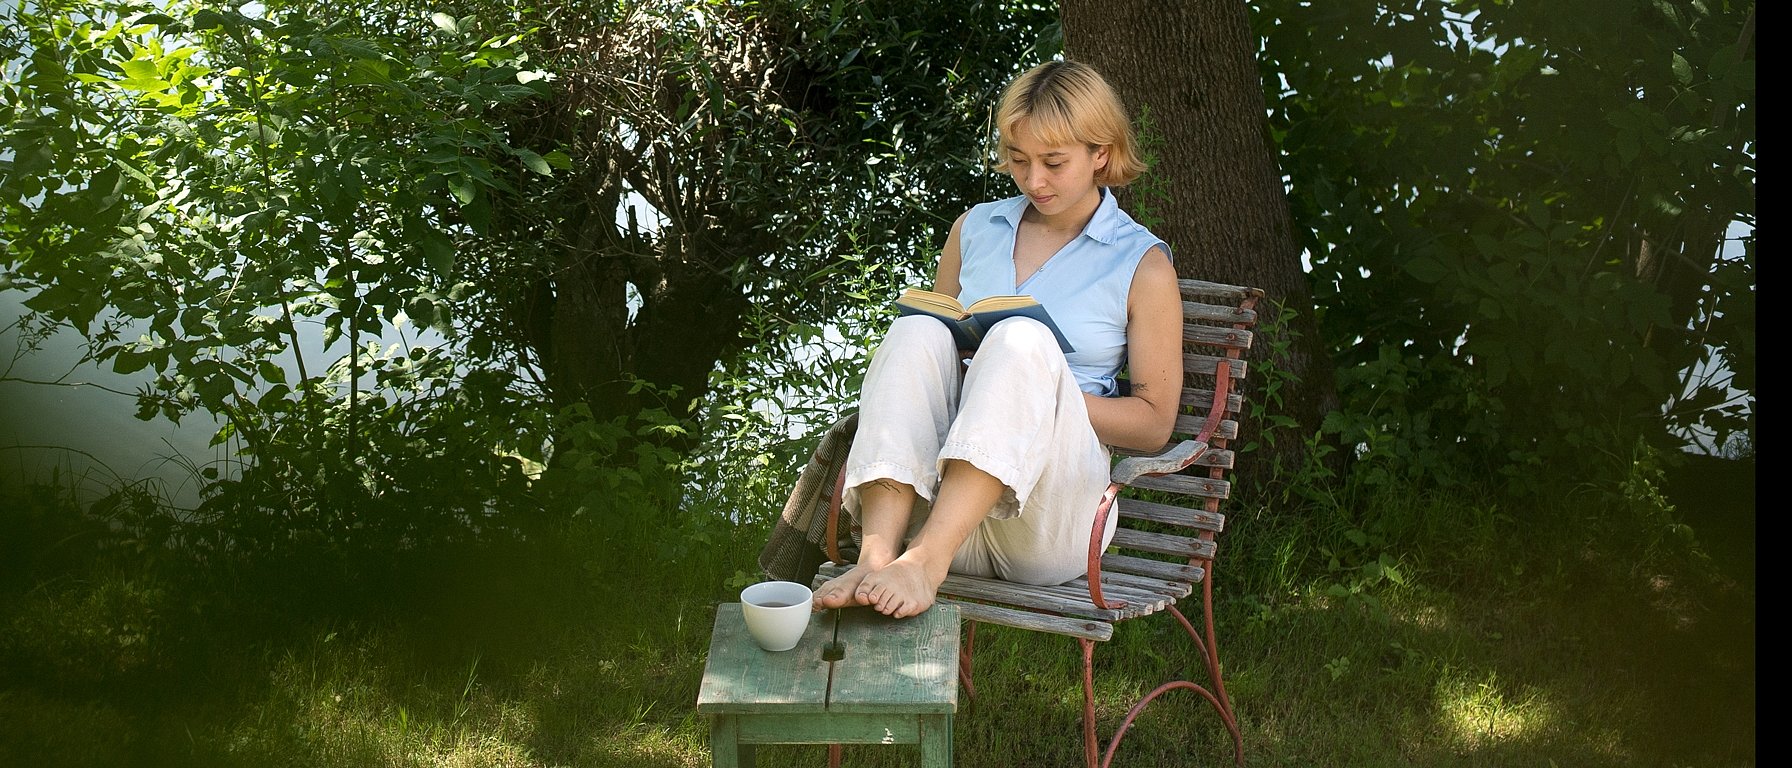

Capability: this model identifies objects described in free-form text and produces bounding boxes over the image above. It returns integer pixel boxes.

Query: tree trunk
[1063,0,1339,488]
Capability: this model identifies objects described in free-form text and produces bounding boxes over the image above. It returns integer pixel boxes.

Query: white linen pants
[842,314,1117,586]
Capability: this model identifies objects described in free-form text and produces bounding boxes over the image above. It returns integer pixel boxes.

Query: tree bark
[1063,0,1339,487]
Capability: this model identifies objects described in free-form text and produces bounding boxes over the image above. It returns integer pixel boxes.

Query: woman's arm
[1084,246,1182,452]
[933,211,969,295]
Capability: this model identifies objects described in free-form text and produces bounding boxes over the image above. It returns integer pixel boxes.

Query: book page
[896,288,967,317]
[964,295,1040,313]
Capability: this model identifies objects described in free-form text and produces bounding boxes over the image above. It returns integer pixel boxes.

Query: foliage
[451,0,1059,437]
[2,0,1062,574]
[1122,104,1171,232]
[1256,0,1755,491]
[2,0,559,566]
[457,0,1062,541]
[685,239,894,530]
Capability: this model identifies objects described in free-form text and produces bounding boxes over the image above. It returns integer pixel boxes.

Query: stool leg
[711,716,754,768]
[921,715,953,768]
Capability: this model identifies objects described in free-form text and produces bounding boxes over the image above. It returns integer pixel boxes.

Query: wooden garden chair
[815,279,1262,768]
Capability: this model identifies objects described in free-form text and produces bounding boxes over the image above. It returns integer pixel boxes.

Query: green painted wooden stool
[697,603,959,768]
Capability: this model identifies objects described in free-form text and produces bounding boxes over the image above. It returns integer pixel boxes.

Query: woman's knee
[886,314,958,349]
[981,317,1056,356]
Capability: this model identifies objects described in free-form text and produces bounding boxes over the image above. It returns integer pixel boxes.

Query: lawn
[0,456,1754,767]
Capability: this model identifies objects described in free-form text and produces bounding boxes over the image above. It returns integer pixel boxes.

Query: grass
[0,460,1755,767]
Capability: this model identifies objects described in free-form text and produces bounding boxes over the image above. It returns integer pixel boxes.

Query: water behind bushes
[0,289,442,510]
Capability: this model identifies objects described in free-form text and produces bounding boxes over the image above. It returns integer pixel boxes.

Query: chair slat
[1114,498,1226,533]
[1069,570,1193,601]
[1129,473,1232,501]
[1180,389,1244,415]
[1182,323,1255,350]
[935,574,1122,620]
[818,563,1123,620]
[1110,528,1217,560]
[942,599,1113,641]
[1181,300,1259,326]
[1100,553,1206,583]
[1177,279,1262,303]
[1185,353,1249,379]
[1073,582,1175,619]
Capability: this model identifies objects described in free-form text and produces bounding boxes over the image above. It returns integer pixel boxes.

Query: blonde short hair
[992,60,1146,188]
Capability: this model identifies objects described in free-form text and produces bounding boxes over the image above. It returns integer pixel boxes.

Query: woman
[812,60,1183,618]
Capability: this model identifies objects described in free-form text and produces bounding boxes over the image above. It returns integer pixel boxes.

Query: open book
[895,288,1075,353]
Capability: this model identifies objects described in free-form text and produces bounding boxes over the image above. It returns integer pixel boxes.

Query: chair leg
[827,743,842,768]
[1172,602,1244,765]
[1079,638,1098,768]
[1201,570,1245,763]
[1101,680,1232,768]
[1093,602,1245,768]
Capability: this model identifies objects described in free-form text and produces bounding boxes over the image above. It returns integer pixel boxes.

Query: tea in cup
[740,581,813,652]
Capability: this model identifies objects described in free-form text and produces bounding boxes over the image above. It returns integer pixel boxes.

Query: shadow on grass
[1,458,1754,767]
[0,508,754,767]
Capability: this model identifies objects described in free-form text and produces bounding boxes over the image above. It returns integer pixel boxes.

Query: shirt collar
[990,188,1125,245]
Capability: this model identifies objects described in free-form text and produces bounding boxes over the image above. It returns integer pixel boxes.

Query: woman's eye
[1045,162,1063,169]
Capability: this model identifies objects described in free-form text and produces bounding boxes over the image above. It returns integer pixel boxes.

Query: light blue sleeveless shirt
[956,189,1170,396]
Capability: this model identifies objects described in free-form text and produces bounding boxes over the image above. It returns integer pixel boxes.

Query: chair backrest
[1108,280,1262,577]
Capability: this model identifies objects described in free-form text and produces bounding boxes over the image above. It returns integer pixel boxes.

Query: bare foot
[857,556,946,618]
[812,564,879,611]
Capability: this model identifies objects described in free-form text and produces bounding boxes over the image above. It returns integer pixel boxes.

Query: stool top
[697,603,959,714]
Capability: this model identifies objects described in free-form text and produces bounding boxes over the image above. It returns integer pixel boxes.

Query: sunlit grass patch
[1385,598,1453,632]
[227,629,540,767]
[584,720,705,768]
[1433,670,1555,749]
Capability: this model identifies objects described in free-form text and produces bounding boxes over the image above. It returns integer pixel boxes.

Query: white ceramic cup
[740,581,814,652]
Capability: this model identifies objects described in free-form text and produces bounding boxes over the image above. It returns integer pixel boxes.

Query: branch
[0,376,143,399]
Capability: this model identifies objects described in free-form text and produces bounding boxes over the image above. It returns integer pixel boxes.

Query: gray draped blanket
[757,411,860,584]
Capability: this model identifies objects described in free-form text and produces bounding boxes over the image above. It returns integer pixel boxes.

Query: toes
[903,597,933,619]
[862,580,887,603]
[813,571,866,609]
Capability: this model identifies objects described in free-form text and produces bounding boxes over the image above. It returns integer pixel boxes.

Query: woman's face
[1004,119,1109,220]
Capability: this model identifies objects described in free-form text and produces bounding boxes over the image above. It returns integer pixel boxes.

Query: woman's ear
[1093,144,1111,178]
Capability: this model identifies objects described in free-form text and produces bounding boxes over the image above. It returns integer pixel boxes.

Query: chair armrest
[1110,439,1210,485]
[1086,439,1210,609]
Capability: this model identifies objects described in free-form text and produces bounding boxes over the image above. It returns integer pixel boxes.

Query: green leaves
[1670,52,1693,85]
[431,12,461,37]
[512,148,553,176]
[1265,0,1754,489]
[1402,257,1449,284]
[2,0,561,533]
[116,58,166,90]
